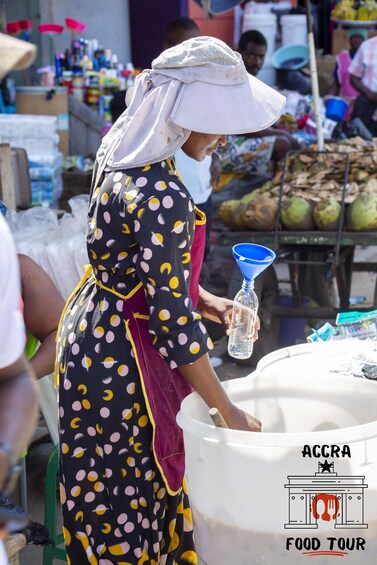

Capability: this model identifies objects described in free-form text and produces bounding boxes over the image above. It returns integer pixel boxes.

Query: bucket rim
[177,372,377,448]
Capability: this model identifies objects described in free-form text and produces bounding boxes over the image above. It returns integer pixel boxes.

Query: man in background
[350,33,377,136]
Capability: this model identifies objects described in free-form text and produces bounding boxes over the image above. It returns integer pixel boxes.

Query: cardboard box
[16,87,69,156]
[332,28,377,55]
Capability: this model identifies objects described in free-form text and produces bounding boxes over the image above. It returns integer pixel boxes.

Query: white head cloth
[96,36,285,174]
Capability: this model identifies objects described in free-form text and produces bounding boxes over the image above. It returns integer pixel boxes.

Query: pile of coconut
[219,137,377,232]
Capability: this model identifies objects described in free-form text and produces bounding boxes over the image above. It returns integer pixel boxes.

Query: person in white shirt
[0,32,38,557]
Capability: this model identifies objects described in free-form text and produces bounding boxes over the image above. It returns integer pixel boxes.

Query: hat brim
[0,33,36,80]
[171,73,286,135]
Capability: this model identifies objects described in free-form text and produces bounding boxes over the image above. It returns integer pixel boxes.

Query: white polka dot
[140,261,149,273]
[71,343,80,355]
[103,211,111,224]
[162,195,174,208]
[68,332,76,344]
[106,331,115,343]
[125,486,135,496]
[134,220,140,232]
[178,333,188,345]
[117,513,128,525]
[85,491,95,503]
[135,176,147,187]
[159,347,168,357]
[124,522,134,533]
[76,470,86,481]
[64,379,72,390]
[100,407,110,418]
[157,213,165,224]
[113,172,122,182]
[168,181,180,190]
[72,401,81,411]
[110,432,120,443]
[143,248,152,260]
[87,427,96,436]
[113,181,122,193]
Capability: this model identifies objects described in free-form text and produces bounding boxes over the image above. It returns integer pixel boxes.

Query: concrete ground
[16,245,377,564]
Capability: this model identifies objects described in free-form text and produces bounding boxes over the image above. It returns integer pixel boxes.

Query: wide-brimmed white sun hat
[97,36,286,172]
[153,35,285,135]
[0,32,36,80]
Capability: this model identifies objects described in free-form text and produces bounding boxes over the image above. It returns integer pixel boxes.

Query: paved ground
[16,244,377,564]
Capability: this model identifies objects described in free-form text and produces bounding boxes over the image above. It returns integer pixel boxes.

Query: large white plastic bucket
[177,355,377,564]
[257,339,377,379]
[281,14,307,46]
[242,13,277,60]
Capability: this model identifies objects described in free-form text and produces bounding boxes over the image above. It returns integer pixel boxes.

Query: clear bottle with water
[228,278,259,360]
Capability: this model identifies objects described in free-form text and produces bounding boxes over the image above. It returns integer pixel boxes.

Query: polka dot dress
[57,159,213,564]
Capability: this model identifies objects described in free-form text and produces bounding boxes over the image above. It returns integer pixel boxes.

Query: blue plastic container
[272,44,309,70]
[325,96,348,122]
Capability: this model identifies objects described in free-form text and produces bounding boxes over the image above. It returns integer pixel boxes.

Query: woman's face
[181,132,226,161]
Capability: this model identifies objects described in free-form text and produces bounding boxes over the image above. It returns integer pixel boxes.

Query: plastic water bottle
[228,278,259,360]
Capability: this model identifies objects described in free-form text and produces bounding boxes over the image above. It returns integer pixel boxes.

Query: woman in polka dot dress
[55,37,285,564]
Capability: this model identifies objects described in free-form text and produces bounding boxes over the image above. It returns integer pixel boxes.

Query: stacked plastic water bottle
[0,114,63,206]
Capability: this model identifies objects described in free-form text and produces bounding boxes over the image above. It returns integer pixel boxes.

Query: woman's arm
[19,254,65,379]
[178,354,261,432]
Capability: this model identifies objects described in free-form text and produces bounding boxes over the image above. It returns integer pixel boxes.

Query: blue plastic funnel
[232,243,276,281]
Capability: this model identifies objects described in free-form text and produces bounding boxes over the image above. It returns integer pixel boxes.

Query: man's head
[163,17,200,50]
[348,28,367,54]
[238,29,267,76]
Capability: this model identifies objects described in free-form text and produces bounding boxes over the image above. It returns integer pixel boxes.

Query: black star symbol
[319,460,333,473]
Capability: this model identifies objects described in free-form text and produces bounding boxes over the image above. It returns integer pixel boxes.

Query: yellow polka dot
[101,523,111,534]
[90,250,97,260]
[94,505,107,516]
[127,203,137,213]
[149,197,160,209]
[101,193,109,204]
[127,456,135,467]
[161,325,169,333]
[189,342,200,354]
[70,417,81,429]
[121,223,131,235]
[148,277,156,287]
[101,252,110,260]
[94,326,104,338]
[169,276,179,289]
[125,189,138,201]
[79,320,87,331]
[130,500,138,510]
[82,356,92,369]
[103,356,115,368]
[135,468,141,478]
[73,447,85,458]
[94,482,104,492]
[160,262,172,274]
[63,526,71,546]
[82,399,91,409]
[142,165,151,172]
[172,292,182,298]
[168,531,180,553]
[133,403,140,414]
[123,409,132,420]
[71,486,81,497]
[137,208,145,219]
[151,232,164,245]
[138,415,148,427]
[159,309,170,321]
[134,442,142,454]
[177,316,188,325]
[103,389,113,401]
[117,251,128,260]
[121,468,127,477]
[125,176,132,185]
[75,511,84,523]
[61,443,69,454]
[173,221,184,233]
[181,550,197,563]
[96,424,103,434]
[181,252,191,264]
[118,365,128,376]
[88,471,98,482]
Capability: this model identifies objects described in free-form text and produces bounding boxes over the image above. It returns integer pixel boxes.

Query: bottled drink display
[228,279,259,360]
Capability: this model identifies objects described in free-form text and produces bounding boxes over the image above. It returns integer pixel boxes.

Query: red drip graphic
[311,494,339,522]
[303,551,348,557]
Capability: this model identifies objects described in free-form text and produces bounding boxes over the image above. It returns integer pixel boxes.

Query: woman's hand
[198,286,260,340]
[222,403,262,432]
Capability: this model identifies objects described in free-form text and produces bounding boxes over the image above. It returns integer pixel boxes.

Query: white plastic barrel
[177,342,377,564]
[242,13,277,60]
[281,14,308,46]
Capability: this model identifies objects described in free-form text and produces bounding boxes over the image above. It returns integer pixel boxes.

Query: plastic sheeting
[7,195,89,301]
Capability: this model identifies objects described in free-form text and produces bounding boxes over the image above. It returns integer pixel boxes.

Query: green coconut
[347,194,377,232]
[281,197,315,231]
[313,199,342,231]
